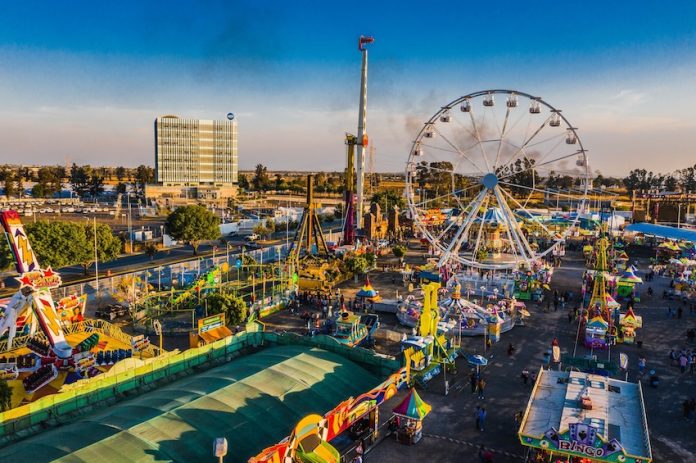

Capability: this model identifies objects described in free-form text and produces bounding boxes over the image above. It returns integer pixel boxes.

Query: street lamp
[213,438,228,463]
[126,193,133,254]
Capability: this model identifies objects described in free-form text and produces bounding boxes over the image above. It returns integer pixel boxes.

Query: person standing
[680,353,688,373]
[470,372,478,394]
[521,368,529,385]
[638,356,647,375]
[477,377,487,399]
[475,405,481,430]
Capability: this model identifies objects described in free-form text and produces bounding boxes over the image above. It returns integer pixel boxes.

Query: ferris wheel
[405,89,591,270]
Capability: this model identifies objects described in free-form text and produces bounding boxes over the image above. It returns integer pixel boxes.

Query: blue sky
[1,1,695,175]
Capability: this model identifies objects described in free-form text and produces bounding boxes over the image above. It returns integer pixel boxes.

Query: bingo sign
[524,423,636,462]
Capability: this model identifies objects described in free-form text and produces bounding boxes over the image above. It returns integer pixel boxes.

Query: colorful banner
[521,422,648,463]
[250,367,409,463]
[56,294,87,325]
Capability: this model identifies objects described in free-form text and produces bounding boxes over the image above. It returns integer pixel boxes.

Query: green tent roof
[0,345,383,463]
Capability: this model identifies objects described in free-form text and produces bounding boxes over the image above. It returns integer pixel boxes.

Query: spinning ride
[405,90,590,270]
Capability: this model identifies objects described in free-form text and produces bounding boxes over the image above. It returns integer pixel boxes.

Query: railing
[0,319,157,357]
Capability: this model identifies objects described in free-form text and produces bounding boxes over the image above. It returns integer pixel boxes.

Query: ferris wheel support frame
[407,89,590,270]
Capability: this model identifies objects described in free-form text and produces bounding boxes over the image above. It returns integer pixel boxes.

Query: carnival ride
[290,175,346,291]
[332,311,369,348]
[405,89,590,270]
[0,210,156,405]
[401,281,458,385]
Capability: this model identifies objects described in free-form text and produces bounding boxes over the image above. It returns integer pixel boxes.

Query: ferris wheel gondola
[405,89,590,270]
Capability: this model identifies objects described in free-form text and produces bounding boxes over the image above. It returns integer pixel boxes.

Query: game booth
[189,313,233,348]
[518,368,652,463]
[392,388,431,445]
[618,308,643,344]
[616,269,642,302]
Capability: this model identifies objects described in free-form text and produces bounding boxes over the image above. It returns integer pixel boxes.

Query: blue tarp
[625,223,696,243]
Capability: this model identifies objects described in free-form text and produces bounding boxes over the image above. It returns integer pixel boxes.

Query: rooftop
[519,369,651,460]
[0,345,383,463]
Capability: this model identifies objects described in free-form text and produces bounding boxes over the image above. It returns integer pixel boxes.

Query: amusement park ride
[0,210,152,399]
[402,280,458,386]
[405,89,591,271]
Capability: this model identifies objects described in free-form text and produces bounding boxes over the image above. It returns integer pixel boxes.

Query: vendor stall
[393,388,431,445]
[518,368,652,463]
[618,308,643,344]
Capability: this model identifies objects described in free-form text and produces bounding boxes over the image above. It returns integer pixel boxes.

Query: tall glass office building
[155,115,238,186]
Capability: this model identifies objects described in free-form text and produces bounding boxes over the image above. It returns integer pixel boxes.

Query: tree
[3,173,15,198]
[144,243,158,260]
[134,165,154,197]
[81,222,122,275]
[25,221,90,269]
[33,167,62,198]
[252,164,269,191]
[664,175,678,192]
[238,173,250,190]
[0,238,14,271]
[0,379,12,411]
[206,293,248,325]
[499,158,536,196]
[15,174,24,198]
[165,205,220,255]
[253,223,269,238]
[70,164,91,198]
[345,255,369,275]
[88,172,105,198]
[115,182,128,194]
[274,173,286,191]
[371,190,405,212]
[115,166,127,182]
[392,245,406,259]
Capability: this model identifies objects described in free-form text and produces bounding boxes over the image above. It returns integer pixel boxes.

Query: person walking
[470,372,478,394]
[521,368,529,385]
[475,405,481,430]
[680,353,688,373]
[478,406,487,431]
[477,377,487,399]
[638,356,647,375]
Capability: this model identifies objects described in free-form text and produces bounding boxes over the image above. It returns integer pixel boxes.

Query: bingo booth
[189,313,233,348]
[518,368,652,463]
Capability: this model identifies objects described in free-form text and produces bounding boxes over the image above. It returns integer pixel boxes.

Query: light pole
[127,194,133,254]
[93,216,100,307]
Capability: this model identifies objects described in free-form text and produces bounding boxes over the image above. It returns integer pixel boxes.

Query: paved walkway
[365,249,696,462]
